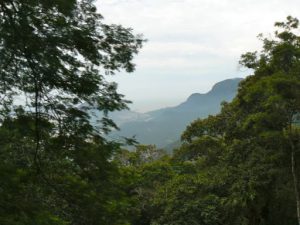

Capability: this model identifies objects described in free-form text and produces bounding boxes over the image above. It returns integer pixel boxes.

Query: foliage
[0,0,144,224]
[115,16,300,225]
[1,3,300,225]
[167,16,300,225]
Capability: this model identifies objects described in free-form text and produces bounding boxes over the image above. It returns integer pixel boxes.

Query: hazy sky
[95,0,300,112]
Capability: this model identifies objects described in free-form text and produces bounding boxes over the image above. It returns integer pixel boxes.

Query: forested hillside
[112,78,242,148]
[0,1,299,225]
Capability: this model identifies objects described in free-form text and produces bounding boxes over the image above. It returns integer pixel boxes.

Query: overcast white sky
[95,0,300,112]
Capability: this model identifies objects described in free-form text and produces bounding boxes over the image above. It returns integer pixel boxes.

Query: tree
[0,0,144,134]
[113,145,172,225]
[171,16,300,225]
[0,0,144,224]
[239,16,300,225]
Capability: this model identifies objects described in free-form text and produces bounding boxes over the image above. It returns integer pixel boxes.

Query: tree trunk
[291,147,300,225]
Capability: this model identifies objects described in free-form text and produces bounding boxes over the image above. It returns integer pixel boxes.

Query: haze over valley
[109,78,242,149]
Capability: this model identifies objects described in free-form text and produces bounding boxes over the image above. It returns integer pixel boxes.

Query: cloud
[96,0,300,111]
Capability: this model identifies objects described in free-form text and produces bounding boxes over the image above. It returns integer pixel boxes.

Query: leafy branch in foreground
[0,1,144,224]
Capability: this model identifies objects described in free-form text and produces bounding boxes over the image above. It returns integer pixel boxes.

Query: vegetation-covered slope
[112,78,242,148]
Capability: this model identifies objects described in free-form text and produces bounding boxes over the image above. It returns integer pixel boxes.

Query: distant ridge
[110,78,243,149]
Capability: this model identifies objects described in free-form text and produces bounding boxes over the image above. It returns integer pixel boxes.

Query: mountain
[109,78,243,148]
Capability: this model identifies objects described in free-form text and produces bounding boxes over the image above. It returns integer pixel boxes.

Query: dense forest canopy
[0,1,299,225]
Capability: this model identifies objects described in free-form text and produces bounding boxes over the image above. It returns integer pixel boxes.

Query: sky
[95,0,300,112]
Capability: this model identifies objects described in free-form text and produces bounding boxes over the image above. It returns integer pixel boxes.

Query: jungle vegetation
[0,1,299,225]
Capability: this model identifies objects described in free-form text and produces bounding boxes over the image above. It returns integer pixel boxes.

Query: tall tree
[239,16,300,225]
[0,0,144,224]
[170,16,300,225]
